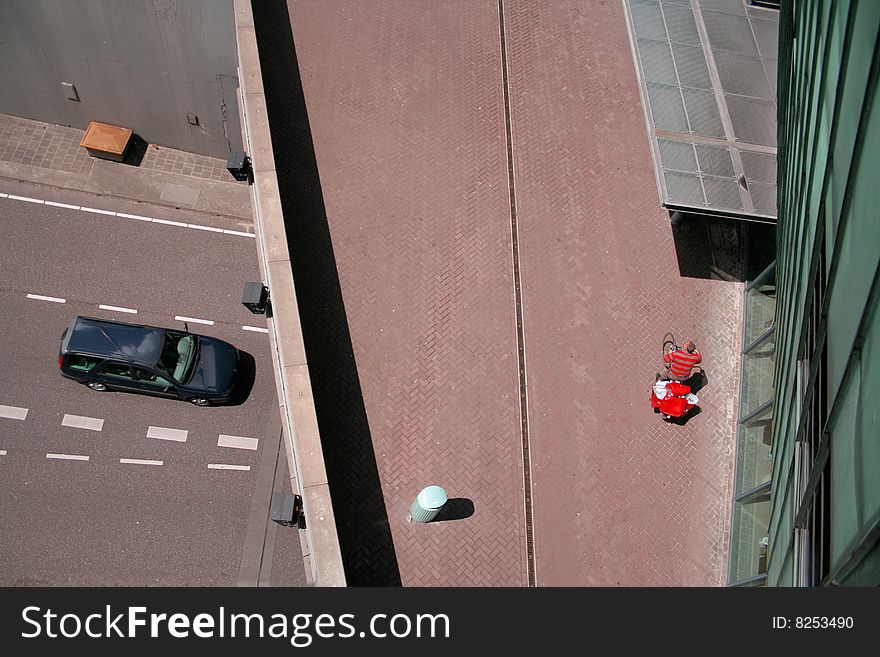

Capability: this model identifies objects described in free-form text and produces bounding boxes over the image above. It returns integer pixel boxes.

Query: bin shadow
[253,2,401,586]
[433,498,475,523]
[121,134,148,167]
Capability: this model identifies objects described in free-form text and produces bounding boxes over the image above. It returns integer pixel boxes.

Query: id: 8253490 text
[772,616,854,629]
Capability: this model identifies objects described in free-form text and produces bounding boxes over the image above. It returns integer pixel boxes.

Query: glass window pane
[745,279,776,346]
[736,405,773,494]
[68,355,101,371]
[741,330,775,417]
[134,367,172,387]
[102,363,132,378]
[728,498,770,584]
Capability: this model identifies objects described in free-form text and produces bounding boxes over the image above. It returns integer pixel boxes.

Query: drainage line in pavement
[498,0,537,588]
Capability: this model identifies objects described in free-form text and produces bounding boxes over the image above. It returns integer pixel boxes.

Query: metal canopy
[625,0,779,222]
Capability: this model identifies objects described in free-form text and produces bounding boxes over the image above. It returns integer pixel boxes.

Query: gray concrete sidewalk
[0,114,252,221]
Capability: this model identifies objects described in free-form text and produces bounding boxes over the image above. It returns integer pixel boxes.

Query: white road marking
[80,206,117,216]
[208,463,251,471]
[3,194,253,238]
[27,293,65,303]
[116,212,154,222]
[175,315,214,325]
[120,458,163,466]
[218,434,259,451]
[147,426,188,442]
[0,405,28,420]
[99,304,138,314]
[8,194,44,204]
[47,453,90,461]
[242,325,269,333]
[0,450,7,456]
[62,414,104,431]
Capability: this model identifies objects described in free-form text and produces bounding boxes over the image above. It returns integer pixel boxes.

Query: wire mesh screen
[672,44,713,90]
[626,0,778,220]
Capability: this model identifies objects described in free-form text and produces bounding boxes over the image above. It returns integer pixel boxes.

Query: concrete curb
[234,0,346,587]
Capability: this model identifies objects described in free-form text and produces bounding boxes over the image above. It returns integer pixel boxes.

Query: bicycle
[661,332,679,373]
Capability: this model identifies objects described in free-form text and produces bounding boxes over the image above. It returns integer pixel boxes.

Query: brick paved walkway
[0,114,230,182]
[284,0,740,586]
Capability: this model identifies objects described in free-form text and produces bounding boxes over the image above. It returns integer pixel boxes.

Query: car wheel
[86,381,108,392]
[189,398,210,407]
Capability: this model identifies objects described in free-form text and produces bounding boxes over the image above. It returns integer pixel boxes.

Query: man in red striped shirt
[664,340,702,381]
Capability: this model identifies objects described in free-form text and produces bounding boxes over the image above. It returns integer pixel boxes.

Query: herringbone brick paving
[287,0,526,586]
[504,0,738,585]
[287,0,740,585]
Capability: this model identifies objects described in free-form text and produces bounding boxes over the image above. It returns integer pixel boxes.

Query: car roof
[66,316,166,365]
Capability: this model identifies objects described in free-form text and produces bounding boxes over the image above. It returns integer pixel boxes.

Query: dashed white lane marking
[218,435,259,451]
[47,453,90,461]
[147,426,188,442]
[80,206,116,216]
[99,304,138,314]
[8,194,44,204]
[116,212,153,222]
[0,450,7,456]
[3,193,255,237]
[175,315,214,325]
[0,405,29,420]
[120,458,163,466]
[242,325,269,333]
[208,463,251,471]
[27,293,66,303]
[62,414,104,432]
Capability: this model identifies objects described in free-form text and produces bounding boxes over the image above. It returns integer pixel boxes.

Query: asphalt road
[0,181,307,586]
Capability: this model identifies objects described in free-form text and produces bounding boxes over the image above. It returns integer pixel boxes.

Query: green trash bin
[410,486,448,523]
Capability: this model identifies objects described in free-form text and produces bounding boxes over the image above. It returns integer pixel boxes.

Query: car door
[91,360,139,392]
[133,366,180,399]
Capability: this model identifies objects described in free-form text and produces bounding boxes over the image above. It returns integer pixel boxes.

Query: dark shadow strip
[251,1,401,586]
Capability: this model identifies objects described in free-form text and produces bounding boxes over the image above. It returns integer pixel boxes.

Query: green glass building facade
[728,0,880,586]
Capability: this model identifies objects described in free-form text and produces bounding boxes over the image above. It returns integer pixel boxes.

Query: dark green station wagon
[59,316,239,406]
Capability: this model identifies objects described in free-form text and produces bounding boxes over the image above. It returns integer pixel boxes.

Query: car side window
[68,354,102,371]
[134,366,172,387]
[100,362,133,379]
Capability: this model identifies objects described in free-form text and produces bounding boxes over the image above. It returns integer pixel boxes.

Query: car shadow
[226,349,256,406]
[252,1,401,586]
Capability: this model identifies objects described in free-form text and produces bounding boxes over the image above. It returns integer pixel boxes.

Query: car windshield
[156,330,198,383]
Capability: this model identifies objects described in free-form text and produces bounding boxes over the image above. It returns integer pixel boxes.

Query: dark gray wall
[0,0,241,157]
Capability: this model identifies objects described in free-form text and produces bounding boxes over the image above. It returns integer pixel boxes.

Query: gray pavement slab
[0,113,252,220]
